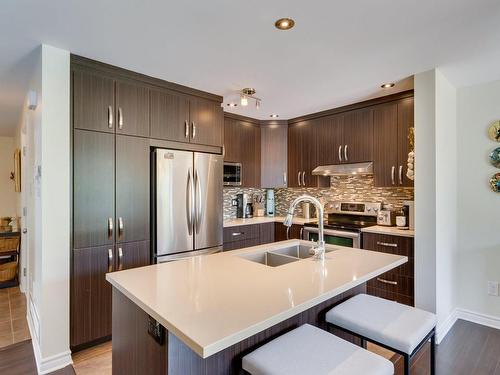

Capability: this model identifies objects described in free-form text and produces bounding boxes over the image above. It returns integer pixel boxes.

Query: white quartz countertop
[223,216,317,227]
[361,225,415,238]
[106,240,406,358]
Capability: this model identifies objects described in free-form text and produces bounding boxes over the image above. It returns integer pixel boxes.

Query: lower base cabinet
[71,240,150,349]
[362,233,414,306]
[274,223,304,242]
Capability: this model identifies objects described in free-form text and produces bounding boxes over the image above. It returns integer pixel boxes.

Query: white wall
[0,136,17,217]
[456,79,500,320]
[23,44,71,374]
[414,70,437,314]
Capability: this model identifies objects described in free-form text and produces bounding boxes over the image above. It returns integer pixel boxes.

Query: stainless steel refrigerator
[152,148,223,262]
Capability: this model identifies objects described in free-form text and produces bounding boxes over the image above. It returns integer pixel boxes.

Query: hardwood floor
[1,319,498,374]
[0,286,30,349]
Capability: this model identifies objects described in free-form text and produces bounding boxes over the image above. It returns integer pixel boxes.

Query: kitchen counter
[223,216,317,227]
[361,225,415,238]
[106,240,406,359]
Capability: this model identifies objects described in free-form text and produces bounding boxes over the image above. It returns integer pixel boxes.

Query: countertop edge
[223,216,317,228]
[107,252,407,358]
[361,225,415,238]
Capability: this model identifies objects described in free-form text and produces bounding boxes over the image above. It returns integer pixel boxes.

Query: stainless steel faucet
[284,195,325,260]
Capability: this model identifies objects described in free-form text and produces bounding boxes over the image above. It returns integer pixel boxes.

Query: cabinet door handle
[391,166,396,185]
[118,247,123,271]
[192,122,196,139]
[376,241,398,248]
[187,168,194,235]
[283,172,287,186]
[399,165,403,185]
[118,217,124,238]
[185,120,189,139]
[118,107,123,129]
[297,171,301,186]
[232,232,244,237]
[108,106,113,128]
[107,248,113,272]
[300,227,304,239]
[338,145,343,162]
[377,277,398,286]
[302,171,306,186]
[108,217,113,239]
[344,145,348,161]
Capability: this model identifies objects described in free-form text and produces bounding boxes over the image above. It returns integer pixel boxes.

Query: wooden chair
[0,235,20,286]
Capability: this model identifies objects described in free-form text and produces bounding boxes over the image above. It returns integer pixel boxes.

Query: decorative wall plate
[488,121,500,142]
[491,147,500,168]
[490,172,500,193]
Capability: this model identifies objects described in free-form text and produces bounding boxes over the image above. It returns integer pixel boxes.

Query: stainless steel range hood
[312,162,373,176]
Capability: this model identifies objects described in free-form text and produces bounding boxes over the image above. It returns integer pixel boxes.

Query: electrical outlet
[231,199,238,207]
[487,281,499,296]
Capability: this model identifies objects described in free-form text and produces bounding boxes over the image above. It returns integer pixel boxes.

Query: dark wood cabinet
[362,232,414,306]
[373,102,399,187]
[116,136,150,244]
[317,115,343,165]
[260,122,288,188]
[373,98,414,187]
[223,115,260,187]
[150,88,190,143]
[287,124,303,188]
[288,121,320,188]
[73,69,115,133]
[190,97,224,147]
[115,241,151,271]
[71,245,113,348]
[275,223,304,241]
[115,79,150,137]
[259,223,275,244]
[343,108,373,163]
[73,130,115,249]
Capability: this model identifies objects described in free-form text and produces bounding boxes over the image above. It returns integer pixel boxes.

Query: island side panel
[167,283,366,375]
[112,288,168,375]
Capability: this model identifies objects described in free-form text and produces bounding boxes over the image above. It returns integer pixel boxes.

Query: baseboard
[437,307,500,344]
[436,309,458,344]
[26,294,73,374]
[456,308,500,330]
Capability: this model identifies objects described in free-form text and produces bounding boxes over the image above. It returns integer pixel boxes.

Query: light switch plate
[487,281,499,296]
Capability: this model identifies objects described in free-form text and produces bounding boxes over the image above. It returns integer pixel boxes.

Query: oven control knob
[335,205,340,210]
[373,208,379,212]
[367,207,372,212]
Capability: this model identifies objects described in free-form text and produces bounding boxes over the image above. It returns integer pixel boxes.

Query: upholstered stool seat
[326,294,437,374]
[242,324,394,375]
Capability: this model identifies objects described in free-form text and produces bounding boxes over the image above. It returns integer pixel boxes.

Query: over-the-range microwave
[223,162,242,186]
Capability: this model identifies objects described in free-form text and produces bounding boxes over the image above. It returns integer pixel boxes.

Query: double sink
[237,244,335,267]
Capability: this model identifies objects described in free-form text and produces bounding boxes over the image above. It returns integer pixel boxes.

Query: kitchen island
[106,239,406,374]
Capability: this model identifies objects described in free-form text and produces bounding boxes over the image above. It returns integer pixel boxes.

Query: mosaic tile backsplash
[224,175,414,220]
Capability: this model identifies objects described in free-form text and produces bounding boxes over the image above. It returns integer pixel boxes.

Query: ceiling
[1,0,500,136]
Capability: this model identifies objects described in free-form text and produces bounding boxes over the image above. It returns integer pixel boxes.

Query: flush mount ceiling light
[270,114,279,118]
[275,17,295,30]
[381,82,395,89]
[240,88,262,109]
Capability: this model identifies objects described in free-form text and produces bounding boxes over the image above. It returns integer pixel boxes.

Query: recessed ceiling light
[227,102,238,107]
[270,114,279,118]
[381,83,395,89]
[275,18,295,30]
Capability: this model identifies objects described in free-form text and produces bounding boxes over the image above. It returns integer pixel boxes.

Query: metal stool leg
[430,332,436,375]
[404,353,410,375]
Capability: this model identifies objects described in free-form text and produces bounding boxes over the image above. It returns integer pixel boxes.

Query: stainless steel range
[302,201,381,248]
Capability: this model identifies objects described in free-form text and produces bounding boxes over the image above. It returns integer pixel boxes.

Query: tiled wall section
[223,187,267,220]
[275,175,414,216]
[224,175,414,220]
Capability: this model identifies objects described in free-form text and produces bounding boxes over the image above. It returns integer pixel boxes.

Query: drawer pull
[376,241,398,248]
[232,232,244,236]
[377,277,398,286]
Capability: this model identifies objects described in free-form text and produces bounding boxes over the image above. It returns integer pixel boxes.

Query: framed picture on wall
[13,149,21,192]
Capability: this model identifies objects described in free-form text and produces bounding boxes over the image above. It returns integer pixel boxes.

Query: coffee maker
[236,193,253,218]
[402,200,415,230]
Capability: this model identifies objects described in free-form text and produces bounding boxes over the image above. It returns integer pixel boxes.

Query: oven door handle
[303,227,361,239]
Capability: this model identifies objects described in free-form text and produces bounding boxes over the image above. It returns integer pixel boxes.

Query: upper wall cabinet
[73,69,150,137]
[190,97,224,147]
[261,123,287,188]
[73,69,115,133]
[224,116,260,187]
[373,97,414,187]
[115,79,150,137]
[317,108,373,166]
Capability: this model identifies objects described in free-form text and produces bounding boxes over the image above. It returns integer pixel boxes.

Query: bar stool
[242,324,394,375]
[325,294,437,375]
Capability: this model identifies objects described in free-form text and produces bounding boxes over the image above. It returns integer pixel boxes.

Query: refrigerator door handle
[187,168,194,235]
[195,168,202,234]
